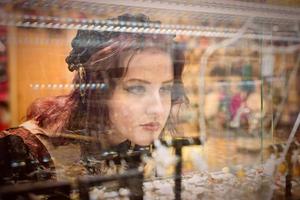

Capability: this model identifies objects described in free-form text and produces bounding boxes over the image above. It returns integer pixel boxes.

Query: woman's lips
[140,122,160,131]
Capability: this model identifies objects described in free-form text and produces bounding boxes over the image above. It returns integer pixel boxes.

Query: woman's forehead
[123,50,173,82]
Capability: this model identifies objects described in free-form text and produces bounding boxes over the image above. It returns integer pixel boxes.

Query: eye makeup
[123,84,146,95]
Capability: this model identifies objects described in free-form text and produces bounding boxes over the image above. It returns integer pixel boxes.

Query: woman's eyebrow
[125,79,151,84]
[162,79,174,84]
[124,79,174,84]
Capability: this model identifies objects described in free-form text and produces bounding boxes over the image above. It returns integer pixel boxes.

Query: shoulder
[0,127,35,151]
[1,126,47,158]
[0,126,55,183]
[1,126,35,139]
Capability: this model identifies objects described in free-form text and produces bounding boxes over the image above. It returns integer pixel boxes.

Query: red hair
[26,95,75,134]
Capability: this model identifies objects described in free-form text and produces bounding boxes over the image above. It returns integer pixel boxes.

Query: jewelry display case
[0,0,299,199]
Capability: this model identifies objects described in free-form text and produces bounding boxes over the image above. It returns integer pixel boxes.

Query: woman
[0,14,187,183]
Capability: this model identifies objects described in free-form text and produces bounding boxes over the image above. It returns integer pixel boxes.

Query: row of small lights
[12,22,239,38]
[30,83,107,90]
[1,14,299,41]
[30,79,275,89]
[2,10,296,30]
[14,21,300,41]
[1,14,243,33]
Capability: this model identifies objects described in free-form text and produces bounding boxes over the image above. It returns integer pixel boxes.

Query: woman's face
[108,49,173,146]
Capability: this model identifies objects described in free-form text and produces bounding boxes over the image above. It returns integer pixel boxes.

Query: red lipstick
[140,122,160,131]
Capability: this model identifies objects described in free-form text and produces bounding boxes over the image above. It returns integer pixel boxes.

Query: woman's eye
[124,85,146,95]
[160,85,173,94]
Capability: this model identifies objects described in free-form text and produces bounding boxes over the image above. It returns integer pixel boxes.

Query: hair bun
[66,13,162,72]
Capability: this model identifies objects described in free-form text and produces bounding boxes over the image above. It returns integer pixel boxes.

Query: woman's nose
[145,92,164,117]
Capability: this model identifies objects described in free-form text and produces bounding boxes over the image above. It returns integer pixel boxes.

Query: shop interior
[0,0,300,199]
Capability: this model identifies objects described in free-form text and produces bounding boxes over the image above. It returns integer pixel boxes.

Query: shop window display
[0,0,299,199]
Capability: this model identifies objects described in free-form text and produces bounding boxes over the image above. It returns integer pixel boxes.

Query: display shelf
[0,0,299,42]
[0,14,298,42]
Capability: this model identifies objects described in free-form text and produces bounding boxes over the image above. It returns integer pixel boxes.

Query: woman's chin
[133,137,157,146]
[131,131,160,146]
[133,140,153,146]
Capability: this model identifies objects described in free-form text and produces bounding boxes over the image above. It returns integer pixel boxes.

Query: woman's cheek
[122,109,131,117]
[120,104,139,126]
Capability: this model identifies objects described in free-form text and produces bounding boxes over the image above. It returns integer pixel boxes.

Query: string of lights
[0,14,299,42]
